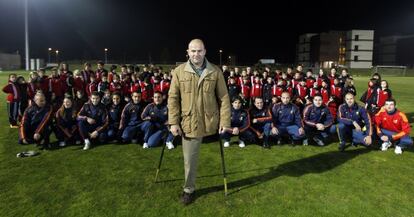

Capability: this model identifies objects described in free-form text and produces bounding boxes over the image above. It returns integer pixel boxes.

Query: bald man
[19,92,53,149]
[168,39,231,205]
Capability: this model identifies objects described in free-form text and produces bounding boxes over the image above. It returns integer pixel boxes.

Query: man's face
[35,95,46,107]
[281,93,290,104]
[98,64,103,69]
[91,95,100,106]
[232,100,241,110]
[132,92,142,104]
[154,93,163,105]
[345,94,355,106]
[313,96,322,107]
[254,98,264,110]
[112,95,121,105]
[187,41,206,66]
[385,101,395,113]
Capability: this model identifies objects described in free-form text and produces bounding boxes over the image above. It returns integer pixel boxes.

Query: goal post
[373,65,407,77]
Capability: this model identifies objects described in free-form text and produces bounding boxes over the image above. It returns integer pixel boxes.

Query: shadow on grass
[196,148,371,198]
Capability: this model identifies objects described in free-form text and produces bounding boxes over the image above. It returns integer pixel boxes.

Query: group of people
[3,62,175,150]
[2,38,412,205]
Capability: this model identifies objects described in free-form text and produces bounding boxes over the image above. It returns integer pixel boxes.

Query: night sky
[1,0,413,65]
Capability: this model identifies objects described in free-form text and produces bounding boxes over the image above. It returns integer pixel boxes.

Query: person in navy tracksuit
[140,91,174,149]
[55,96,79,147]
[19,93,53,149]
[77,91,109,150]
[220,96,255,148]
[106,92,124,142]
[337,93,373,151]
[249,97,272,148]
[270,92,306,145]
[119,91,145,144]
[302,94,334,146]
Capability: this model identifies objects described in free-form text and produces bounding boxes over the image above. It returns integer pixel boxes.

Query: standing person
[168,39,231,205]
[2,74,20,128]
[375,99,412,154]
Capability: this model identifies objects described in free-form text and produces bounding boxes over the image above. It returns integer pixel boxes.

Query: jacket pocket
[203,78,216,93]
[181,114,192,134]
[204,111,219,134]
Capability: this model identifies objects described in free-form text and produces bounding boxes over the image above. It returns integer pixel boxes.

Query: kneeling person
[375,98,412,154]
[302,95,334,146]
[19,92,53,149]
[77,91,109,150]
[141,91,174,149]
[220,96,255,148]
[270,92,306,145]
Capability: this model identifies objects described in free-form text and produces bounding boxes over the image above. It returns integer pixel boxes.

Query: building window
[354,45,359,51]
[355,35,359,41]
[354,56,358,61]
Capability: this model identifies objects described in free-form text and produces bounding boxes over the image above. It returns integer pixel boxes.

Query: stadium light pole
[104,48,108,64]
[55,50,59,63]
[48,48,52,63]
[24,0,29,71]
[219,49,223,66]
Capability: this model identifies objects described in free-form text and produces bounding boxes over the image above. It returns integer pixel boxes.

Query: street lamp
[48,48,52,63]
[55,50,59,63]
[228,56,231,66]
[24,0,29,70]
[219,49,223,66]
[104,48,109,64]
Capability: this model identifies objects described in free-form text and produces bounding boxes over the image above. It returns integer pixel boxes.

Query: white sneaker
[143,143,149,149]
[223,141,230,148]
[239,140,245,148]
[166,141,175,150]
[59,141,66,147]
[83,139,91,150]
[395,145,403,155]
[131,139,138,144]
[381,142,391,151]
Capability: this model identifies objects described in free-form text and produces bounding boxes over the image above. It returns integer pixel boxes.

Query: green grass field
[1,71,414,217]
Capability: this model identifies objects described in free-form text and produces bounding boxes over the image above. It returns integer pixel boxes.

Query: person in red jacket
[375,99,412,154]
[250,76,263,99]
[330,78,342,104]
[86,74,98,98]
[377,80,392,108]
[240,76,251,109]
[2,73,20,128]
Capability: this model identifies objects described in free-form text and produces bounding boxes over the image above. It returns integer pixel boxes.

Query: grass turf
[1,71,414,217]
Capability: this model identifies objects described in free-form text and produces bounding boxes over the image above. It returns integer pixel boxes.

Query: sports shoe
[338,142,346,152]
[143,143,149,149]
[166,141,175,150]
[381,141,391,151]
[59,141,66,147]
[303,139,308,146]
[131,139,138,144]
[10,124,19,129]
[394,145,402,155]
[83,139,91,150]
[223,141,230,148]
[312,136,325,146]
[238,140,245,148]
[181,191,195,205]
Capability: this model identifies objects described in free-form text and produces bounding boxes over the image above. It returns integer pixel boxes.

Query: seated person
[77,91,109,150]
[220,96,255,148]
[337,93,373,152]
[19,92,53,149]
[375,98,412,154]
[249,97,272,148]
[55,96,79,147]
[302,94,334,146]
[141,91,174,149]
[270,92,306,145]
[106,92,124,142]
